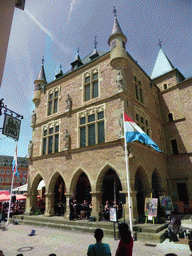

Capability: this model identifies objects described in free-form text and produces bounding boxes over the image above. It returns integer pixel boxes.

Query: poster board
[159,196,174,211]
[110,207,117,222]
[145,198,158,217]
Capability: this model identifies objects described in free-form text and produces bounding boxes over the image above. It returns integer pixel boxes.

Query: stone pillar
[44,192,55,216]
[64,193,73,220]
[90,191,102,220]
[24,192,38,215]
[131,190,138,220]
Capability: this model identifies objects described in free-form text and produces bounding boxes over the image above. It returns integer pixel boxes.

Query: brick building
[25,11,192,219]
[0,155,28,191]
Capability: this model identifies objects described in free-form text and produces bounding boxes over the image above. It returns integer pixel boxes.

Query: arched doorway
[152,171,161,198]
[135,168,149,219]
[102,169,122,205]
[152,170,163,217]
[54,175,66,216]
[75,172,91,203]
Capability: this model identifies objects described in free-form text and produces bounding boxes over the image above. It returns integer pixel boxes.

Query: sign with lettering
[2,114,21,141]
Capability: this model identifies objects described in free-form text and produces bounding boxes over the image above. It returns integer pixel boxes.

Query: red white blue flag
[12,146,19,177]
[124,113,162,152]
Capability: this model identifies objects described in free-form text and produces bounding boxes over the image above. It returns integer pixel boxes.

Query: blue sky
[0,0,191,157]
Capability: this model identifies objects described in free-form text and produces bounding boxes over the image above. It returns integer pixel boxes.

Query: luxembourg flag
[12,146,19,177]
[123,113,162,152]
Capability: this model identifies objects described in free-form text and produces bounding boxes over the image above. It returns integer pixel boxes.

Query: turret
[33,57,47,106]
[70,49,83,70]
[108,7,129,69]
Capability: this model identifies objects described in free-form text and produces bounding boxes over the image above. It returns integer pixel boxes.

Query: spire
[90,36,99,60]
[151,48,175,79]
[55,65,63,79]
[111,6,124,36]
[36,56,47,83]
[108,6,127,46]
[71,48,83,69]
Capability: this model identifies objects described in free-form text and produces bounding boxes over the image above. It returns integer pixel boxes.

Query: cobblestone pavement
[0,221,191,256]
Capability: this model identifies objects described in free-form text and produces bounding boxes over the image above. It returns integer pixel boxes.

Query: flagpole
[124,118,133,235]
[6,168,15,226]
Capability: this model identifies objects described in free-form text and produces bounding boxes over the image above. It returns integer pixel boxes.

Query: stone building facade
[25,11,192,220]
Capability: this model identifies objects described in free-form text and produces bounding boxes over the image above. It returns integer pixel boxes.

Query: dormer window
[163,84,167,90]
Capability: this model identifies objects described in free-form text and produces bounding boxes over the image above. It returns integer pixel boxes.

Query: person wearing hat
[115,223,133,256]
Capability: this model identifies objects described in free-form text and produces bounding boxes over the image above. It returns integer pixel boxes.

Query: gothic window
[168,113,173,122]
[84,68,99,101]
[6,169,10,175]
[47,88,59,116]
[79,105,105,147]
[42,121,60,155]
[0,170,4,174]
[0,177,4,183]
[134,76,144,104]
[5,177,9,183]
[135,113,150,136]
[171,139,178,155]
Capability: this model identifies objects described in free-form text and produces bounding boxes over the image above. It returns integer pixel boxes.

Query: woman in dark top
[115,223,133,256]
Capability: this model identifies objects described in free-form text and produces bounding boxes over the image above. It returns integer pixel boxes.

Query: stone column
[90,191,102,220]
[64,193,73,220]
[24,192,38,215]
[131,190,138,220]
[44,192,55,216]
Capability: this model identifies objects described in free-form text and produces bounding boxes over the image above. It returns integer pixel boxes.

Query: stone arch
[152,169,162,198]
[69,169,92,203]
[30,173,45,195]
[96,164,123,205]
[96,164,122,192]
[134,166,150,216]
[47,171,66,216]
[28,173,45,214]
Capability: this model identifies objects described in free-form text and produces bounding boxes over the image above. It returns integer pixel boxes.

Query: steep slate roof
[151,48,175,79]
[36,60,47,83]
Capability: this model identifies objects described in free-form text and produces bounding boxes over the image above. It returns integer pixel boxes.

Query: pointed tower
[90,36,99,60]
[55,65,63,79]
[70,49,83,70]
[151,48,174,79]
[108,7,129,69]
[33,57,47,106]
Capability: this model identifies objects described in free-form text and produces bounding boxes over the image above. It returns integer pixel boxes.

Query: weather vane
[113,6,117,17]
[157,39,163,49]
[42,56,45,65]
[94,36,98,49]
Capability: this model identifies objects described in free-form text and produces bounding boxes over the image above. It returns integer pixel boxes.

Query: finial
[77,48,79,55]
[42,56,44,65]
[94,36,98,49]
[60,64,62,70]
[113,6,117,17]
[157,39,163,49]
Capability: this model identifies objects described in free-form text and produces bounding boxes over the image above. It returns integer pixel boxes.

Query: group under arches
[26,165,165,220]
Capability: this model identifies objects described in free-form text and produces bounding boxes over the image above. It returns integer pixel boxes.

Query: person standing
[69,199,74,220]
[87,228,111,256]
[115,223,133,256]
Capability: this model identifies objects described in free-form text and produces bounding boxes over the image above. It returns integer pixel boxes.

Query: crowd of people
[87,224,133,256]
[69,199,92,220]
[69,199,123,221]
[0,201,25,222]
[99,201,123,221]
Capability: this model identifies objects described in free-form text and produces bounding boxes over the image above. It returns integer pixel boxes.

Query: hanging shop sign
[2,114,21,141]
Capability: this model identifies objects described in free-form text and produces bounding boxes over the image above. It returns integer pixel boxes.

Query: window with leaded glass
[135,113,150,136]
[48,88,59,115]
[134,76,144,104]
[42,123,60,155]
[79,107,105,147]
[84,69,99,101]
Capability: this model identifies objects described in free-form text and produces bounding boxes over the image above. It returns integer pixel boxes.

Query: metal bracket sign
[2,114,21,141]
